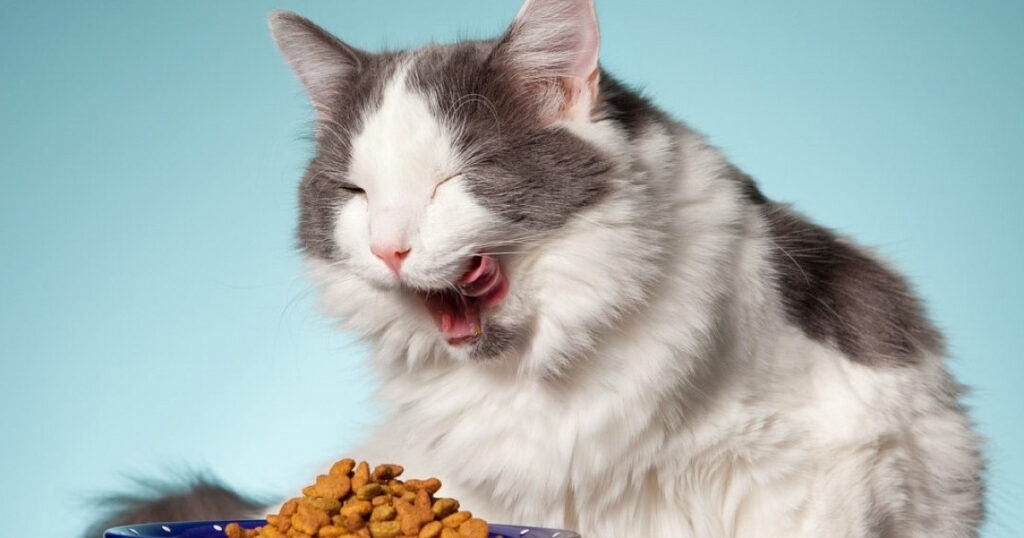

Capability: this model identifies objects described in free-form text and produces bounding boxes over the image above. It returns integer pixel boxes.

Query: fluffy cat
[262,0,985,536]
[85,1,985,537]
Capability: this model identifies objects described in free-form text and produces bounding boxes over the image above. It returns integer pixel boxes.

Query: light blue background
[1,1,1021,536]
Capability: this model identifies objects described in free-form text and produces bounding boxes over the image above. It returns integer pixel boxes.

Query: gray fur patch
[762,203,943,365]
[595,74,667,138]
[470,319,520,360]
[297,52,402,260]
[407,43,614,232]
[82,473,266,538]
[724,163,768,205]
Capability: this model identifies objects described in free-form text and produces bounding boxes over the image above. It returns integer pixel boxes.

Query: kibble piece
[317,526,346,538]
[405,478,442,495]
[457,519,488,538]
[342,512,366,532]
[441,511,472,528]
[292,502,331,535]
[281,499,300,518]
[352,461,371,490]
[307,474,352,500]
[355,483,384,500]
[309,497,342,514]
[340,499,373,518]
[367,520,401,538]
[329,459,356,477]
[417,521,443,538]
[370,504,396,522]
[261,527,284,538]
[388,481,406,494]
[225,523,243,538]
[431,498,459,519]
[371,464,404,482]
[394,489,435,536]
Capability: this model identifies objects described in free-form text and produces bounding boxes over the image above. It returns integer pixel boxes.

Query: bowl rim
[102,519,581,538]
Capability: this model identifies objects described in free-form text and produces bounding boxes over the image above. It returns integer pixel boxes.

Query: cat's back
[667,145,986,536]
[551,111,988,536]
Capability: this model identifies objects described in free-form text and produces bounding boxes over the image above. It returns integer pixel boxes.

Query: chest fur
[373,341,877,537]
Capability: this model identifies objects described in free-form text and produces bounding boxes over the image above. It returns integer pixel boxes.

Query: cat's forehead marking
[348,63,460,204]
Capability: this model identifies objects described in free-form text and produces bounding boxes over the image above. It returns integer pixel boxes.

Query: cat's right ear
[268,11,365,122]
[491,0,601,124]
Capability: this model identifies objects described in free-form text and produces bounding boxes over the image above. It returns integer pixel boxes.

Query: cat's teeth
[440,313,453,333]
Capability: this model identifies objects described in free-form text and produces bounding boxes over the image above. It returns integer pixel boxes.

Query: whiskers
[472,250,533,257]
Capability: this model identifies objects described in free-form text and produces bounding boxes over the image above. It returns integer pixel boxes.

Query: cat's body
[82,2,984,537]
[264,1,984,536]
[318,84,983,537]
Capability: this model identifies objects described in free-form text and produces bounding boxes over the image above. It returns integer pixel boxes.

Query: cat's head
[270,0,666,374]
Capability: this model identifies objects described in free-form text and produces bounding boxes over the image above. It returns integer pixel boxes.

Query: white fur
[302,61,981,538]
[332,65,497,344]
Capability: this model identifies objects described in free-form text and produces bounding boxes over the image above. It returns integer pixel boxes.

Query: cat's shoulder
[757,200,943,366]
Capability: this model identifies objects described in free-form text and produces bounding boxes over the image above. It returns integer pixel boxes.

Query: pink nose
[371,244,411,275]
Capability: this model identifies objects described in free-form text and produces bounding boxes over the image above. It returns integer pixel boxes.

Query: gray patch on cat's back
[762,203,943,365]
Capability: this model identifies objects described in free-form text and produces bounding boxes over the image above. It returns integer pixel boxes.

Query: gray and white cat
[96,1,984,537]
[264,0,985,536]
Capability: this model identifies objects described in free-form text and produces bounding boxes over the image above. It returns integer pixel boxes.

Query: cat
[86,1,985,537]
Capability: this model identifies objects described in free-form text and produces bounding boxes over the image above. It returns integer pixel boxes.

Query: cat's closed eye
[340,183,365,194]
[432,173,460,200]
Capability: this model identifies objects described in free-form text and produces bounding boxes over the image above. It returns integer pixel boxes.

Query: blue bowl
[103,520,581,538]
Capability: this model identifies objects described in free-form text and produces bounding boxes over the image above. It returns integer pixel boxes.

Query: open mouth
[417,252,509,346]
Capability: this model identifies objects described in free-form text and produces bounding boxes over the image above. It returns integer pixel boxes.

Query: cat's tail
[81,471,270,538]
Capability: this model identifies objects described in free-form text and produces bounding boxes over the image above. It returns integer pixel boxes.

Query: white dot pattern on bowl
[109,522,578,538]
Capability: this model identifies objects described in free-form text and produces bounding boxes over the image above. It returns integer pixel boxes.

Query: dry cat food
[224,459,489,538]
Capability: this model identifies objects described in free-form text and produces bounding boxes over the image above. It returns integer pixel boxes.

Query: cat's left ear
[492,0,601,123]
